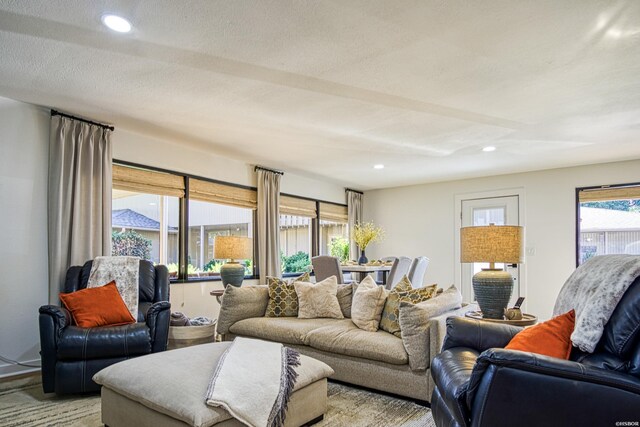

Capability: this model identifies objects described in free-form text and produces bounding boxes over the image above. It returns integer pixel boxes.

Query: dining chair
[407,256,430,288]
[311,256,346,284]
[385,256,412,289]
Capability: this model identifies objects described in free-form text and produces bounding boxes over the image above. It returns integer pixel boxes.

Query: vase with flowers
[352,222,385,264]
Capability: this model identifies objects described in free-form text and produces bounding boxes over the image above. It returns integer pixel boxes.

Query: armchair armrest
[441,317,521,352]
[145,301,171,352]
[466,348,640,427]
[217,285,269,335]
[38,305,72,393]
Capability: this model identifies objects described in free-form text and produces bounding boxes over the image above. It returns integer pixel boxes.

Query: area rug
[0,375,434,427]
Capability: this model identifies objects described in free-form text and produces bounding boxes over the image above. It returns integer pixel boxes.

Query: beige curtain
[48,115,112,303]
[257,169,282,283]
[347,190,363,260]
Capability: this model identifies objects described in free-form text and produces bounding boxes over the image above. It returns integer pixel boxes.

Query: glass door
[461,196,520,305]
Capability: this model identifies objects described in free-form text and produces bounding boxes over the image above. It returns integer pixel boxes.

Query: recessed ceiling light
[482,146,496,152]
[373,164,385,169]
[102,14,132,33]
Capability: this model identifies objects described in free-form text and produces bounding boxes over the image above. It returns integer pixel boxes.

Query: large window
[113,162,348,281]
[279,195,316,274]
[318,202,349,262]
[577,184,640,264]
[112,165,184,279]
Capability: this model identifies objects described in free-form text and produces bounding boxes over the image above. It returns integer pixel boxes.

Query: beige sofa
[217,285,473,402]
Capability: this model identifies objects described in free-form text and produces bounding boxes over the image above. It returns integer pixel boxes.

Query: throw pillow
[59,281,136,328]
[295,276,344,319]
[217,285,269,335]
[336,284,354,318]
[505,310,576,359]
[380,275,438,336]
[351,275,388,332]
[264,272,311,317]
[398,285,464,370]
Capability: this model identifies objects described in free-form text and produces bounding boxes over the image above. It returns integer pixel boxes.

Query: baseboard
[0,360,41,379]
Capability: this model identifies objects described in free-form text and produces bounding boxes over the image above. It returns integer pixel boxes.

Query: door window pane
[188,200,253,279]
[111,190,179,278]
[578,197,640,264]
[472,207,506,274]
[280,214,312,274]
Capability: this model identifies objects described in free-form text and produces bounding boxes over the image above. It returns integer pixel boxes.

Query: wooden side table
[210,289,224,304]
[465,310,538,326]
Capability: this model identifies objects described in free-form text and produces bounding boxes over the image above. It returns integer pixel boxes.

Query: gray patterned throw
[553,254,640,352]
[87,256,140,319]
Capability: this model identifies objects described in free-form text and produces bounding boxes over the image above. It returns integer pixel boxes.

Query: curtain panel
[48,116,112,303]
[257,169,282,283]
[347,190,363,261]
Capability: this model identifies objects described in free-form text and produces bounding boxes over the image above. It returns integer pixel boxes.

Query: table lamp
[460,224,524,319]
[214,236,252,287]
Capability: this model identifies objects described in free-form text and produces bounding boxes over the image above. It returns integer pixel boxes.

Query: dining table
[341,264,392,285]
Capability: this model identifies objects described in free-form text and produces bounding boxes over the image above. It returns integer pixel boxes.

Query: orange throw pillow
[505,310,575,359]
[60,281,136,328]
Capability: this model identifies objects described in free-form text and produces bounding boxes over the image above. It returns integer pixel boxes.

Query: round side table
[465,310,537,326]
[209,289,224,304]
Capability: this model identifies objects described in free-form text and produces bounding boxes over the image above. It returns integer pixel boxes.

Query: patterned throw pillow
[264,272,311,317]
[379,275,437,336]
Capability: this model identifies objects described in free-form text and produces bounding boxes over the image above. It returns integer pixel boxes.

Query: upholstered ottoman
[93,342,333,427]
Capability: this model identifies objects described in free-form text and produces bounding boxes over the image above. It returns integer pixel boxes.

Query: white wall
[364,159,640,320]
[112,128,346,204]
[0,97,49,377]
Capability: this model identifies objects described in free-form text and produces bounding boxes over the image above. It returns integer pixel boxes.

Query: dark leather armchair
[431,275,640,427]
[39,259,171,394]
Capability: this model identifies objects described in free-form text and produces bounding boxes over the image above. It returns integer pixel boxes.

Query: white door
[461,196,520,306]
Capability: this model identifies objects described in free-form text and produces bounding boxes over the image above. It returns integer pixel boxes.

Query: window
[188,178,256,279]
[577,184,640,264]
[113,162,348,282]
[112,165,184,279]
[318,202,349,262]
[280,195,316,274]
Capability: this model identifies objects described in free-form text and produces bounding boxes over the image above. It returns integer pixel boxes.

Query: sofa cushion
[228,317,339,345]
[336,284,353,318]
[295,276,344,319]
[265,272,311,317]
[306,319,408,365]
[351,276,388,332]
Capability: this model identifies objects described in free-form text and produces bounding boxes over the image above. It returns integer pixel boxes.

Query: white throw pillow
[294,275,344,319]
[350,275,388,332]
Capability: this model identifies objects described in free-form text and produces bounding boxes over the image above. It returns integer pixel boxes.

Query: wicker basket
[167,322,217,350]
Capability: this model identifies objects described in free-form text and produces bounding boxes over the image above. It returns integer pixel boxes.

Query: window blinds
[578,186,640,202]
[318,202,348,222]
[189,178,257,209]
[280,195,317,217]
[112,164,185,197]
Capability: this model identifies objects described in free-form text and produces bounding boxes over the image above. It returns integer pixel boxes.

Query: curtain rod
[345,188,363,195]
[254,165,284,175]
[51,109,115,131]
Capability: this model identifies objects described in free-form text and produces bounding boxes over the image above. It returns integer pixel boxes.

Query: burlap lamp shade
[460,224,524,319]
[214,236,252,287]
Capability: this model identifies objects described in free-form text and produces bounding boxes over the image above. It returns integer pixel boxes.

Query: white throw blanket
[87,256,140,319]
[205,338,300,427]
[553,254,640,353]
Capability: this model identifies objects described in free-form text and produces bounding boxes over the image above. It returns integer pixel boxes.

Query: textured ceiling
[1,0,639,190]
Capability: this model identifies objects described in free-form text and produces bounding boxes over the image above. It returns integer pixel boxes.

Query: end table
[465,310,537,326]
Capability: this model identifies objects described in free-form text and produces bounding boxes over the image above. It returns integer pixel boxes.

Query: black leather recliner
[430,275,640,427]
[38,259,171,394]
